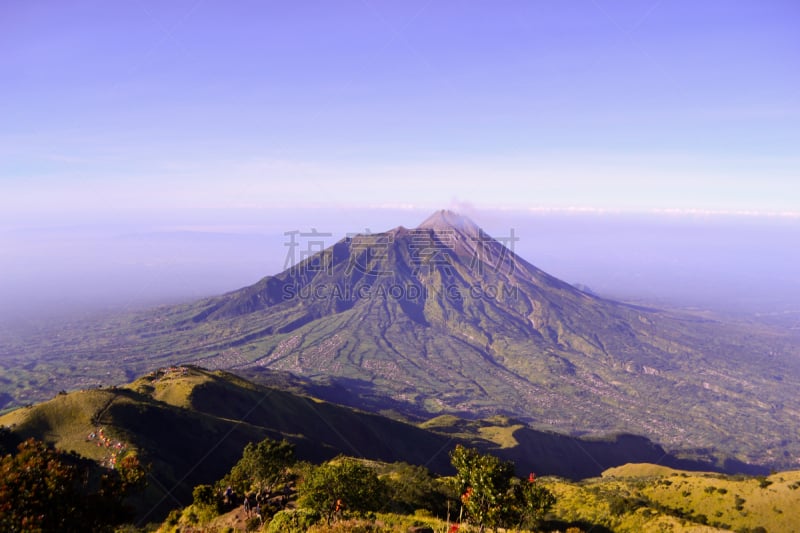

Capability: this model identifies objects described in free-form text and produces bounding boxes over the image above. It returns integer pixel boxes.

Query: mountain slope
[2,210,799,469]
[1,366,728,523]
[0,366,451,521]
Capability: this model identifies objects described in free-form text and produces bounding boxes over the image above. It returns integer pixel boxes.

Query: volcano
[5,210,798,468]
[150,210,799,467]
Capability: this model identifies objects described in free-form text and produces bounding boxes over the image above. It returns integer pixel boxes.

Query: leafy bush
[225,437,295,496]
[449,445,555,530]
[266,508,321,533]
[192,484,217,507]
[164,509,181,527]
[379,462,448,515]
[299,457,386,524]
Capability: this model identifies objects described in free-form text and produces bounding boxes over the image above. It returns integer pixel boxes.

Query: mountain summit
[417,209,483,235]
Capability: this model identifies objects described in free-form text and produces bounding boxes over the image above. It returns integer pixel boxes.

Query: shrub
[449,445,555,530]
[192,484,216,507]
[226,438,295,496]
[609,496,646,516]
[380,462,448,515]
[298,457,386,524]
[165,509,181,527]
[267,508,321,533]
[734,495,746,511]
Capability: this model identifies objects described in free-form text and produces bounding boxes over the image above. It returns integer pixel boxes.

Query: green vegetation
[266,508,320,533]
[4,376,800,532]
[450,445,554,531]
[0,437,146,532]
[160,441,557,532]
[225,438,296,496]
[377,462,449,515]
[298,457,386,524]
[0,366,463,522]
[543,463,800,532]
[3,364,738,521]
[157,442,800,532]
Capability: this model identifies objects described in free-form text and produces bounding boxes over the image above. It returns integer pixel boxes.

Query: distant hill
[0,366,737,523]
[2,210,800,471]
[546,463,800,532]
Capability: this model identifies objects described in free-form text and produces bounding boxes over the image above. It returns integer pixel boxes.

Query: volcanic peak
[417,209,482,237]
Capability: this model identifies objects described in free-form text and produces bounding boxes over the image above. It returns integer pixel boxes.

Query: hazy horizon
[2,2,798,326]
[1,207,798,327]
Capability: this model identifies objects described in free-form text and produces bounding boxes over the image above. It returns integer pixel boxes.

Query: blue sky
[1,2,799,321]
[2,0,798,216]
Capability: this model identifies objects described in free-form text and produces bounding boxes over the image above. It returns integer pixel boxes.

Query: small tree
[227,437,295,496]
[450,445,516,531]
[511,473,556,529]
[188,483,221,524]
[116,453,147,491]
[192,484,216,507]
[449,445,555,532]
[298,457,385,524]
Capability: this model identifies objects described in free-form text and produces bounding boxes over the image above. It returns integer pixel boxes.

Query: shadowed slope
[1,366,737,523]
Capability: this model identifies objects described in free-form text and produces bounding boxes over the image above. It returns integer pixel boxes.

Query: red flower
[448,524,460,533]
[528,472,536,483]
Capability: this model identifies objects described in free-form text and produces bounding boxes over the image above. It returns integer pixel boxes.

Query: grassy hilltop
[544,463,800,532]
